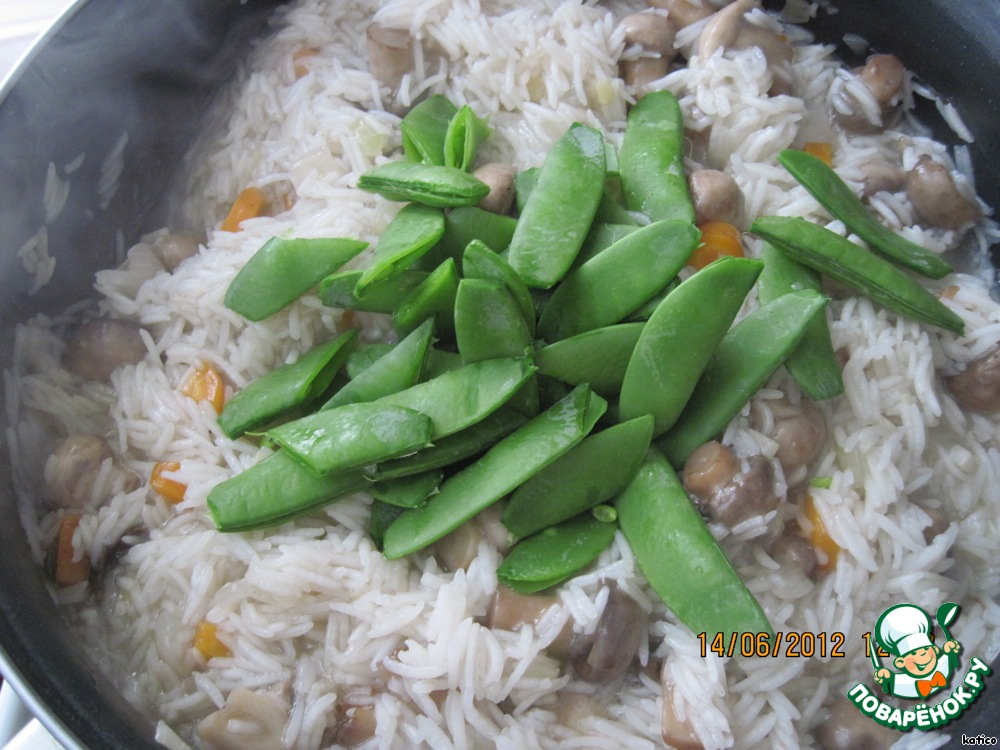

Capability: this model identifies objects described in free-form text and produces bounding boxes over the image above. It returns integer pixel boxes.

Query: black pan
[0,1,995,747]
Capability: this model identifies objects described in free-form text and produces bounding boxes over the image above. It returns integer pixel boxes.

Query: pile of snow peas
[206,90,963,640]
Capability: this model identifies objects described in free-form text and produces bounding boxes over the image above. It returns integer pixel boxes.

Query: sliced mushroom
[814,697,898,750]
[646,0,713,30]
[859,161,905,198]
[44,434,113,510]
[366,23,413,93]
[697,0,792,95]
[486,586,574,658]
[196,689,287,750]
[697,0,756,59]
[946,344,1000,414]
[758,397,827,477]
[683,443,778,527]
[833,54,907,133]
[859,54,906,108]
[570,584,644,683]
[688,169,743,225]
[919,506,949,544]
[473,162,517,215]
[661,679,703,750]
[905,154,981,229]
[769,533,817,577]
[619,12,678,91]
[67,319,147,382]
[152,232,201,272]
[434,521,483,573]
[334,687,378,747]
[553,692,606,733]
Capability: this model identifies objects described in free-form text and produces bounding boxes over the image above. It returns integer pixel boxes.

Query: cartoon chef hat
[875,604,934,657]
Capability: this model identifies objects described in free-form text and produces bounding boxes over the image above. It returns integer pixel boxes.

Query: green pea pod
[658,289,829,466]
[393,258,459,337]
[538,220,700,341]
[419,206,518,271]
[357,162,489,208]
[370,500,406,551]
[503,415,653,538]
[576,223,640,268]
[619,90,694,223]
[615,448,773,640]
[508,124,607,288]
[321,319,433,411]
[218,330,358,439]
[225,237,368,321]
[401,95,458,165]
[751,216,965,334]
[373,407,529,481]
[620,257,763,436]
[625,277,680,322]
[207,451,369,532]
[356,204,445,293]
[268,403,434,476]
[778,149,952,279]
[345,343,395,380]
[444,104,492,172]
[758,242,844,400]
[516,160,631,227]
[455,279,532,363]
[422,347,464,379]
[534,322,644,397]
[496,511,618,593]
[514,167,539,215]
[381,384,607,559]
[462,240,536,336]
[375,356,535,439]
[370,470,443,509]
[319,268,427,313]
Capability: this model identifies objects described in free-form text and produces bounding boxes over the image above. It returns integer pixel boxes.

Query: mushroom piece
[769,533,818,577]
[833,54,907,133]
[44,434,113,510]
[688,169,743,225]
[697,0,792,95]
[66,318,147,382]
[660,679,703,750]
[919,506,950,544]
[946,344,1000,414]
[682,442,778,527]
[570,584,644,683]
[196,689,288,750]
[334,687,378,747]
[859,161,905,198]
[905,155,981,230]
[152,231,201,272]
[646,0,713,30]
[366,23,413,93]
[434,521,484,573]
[765,398,828,477]
[486,586,574,658]
[473,162,517,215]
[814,697,898,750]
[553,692,606,733]
[619,12,678,91]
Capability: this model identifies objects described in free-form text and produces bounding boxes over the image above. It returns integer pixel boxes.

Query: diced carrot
[194,621,231,659]
[221,187,268,232]
[802,142,834,166]
[293,47,321,79]
[803,494,839,573]
[689,221,744,270]
[151,461,187,504]
[54,512,90,586]
[181,362,226,413]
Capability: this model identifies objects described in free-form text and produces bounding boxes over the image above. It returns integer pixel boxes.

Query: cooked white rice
[7,0,1000,748]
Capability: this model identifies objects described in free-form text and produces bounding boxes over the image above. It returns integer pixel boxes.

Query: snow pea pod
[370,469,443,509]
[496,511,618,593]
[758,242,844,400]
[369,500,406,551]
[443,104,492,171]
[503,415,653,538]
[778,149,952,279]
[373,407,528,481]
[268,403,434,476]
[534,322,644,397]
[381,384,607,559]
[576,223,639,268]
[658,289,829,466]
[516,165,635,232]
[207,451,369,531]
[401,94,458,165]
[537,219,699,341]
[419,206,518,271]
[357,162,489,208]
[345,343,394,380]
[356,204,445,293]
[619,256,763,436]
[751,216,965,334]
[619,90,694,223]
[455,279,532,363]
[615,448,773,640]
[462,240,536,336]
[393,257,459,337]
[321,319,433,411]
[508,124,606,288]
[320,268,427,313]
[225,236,368,321]
[218,330,357,439]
